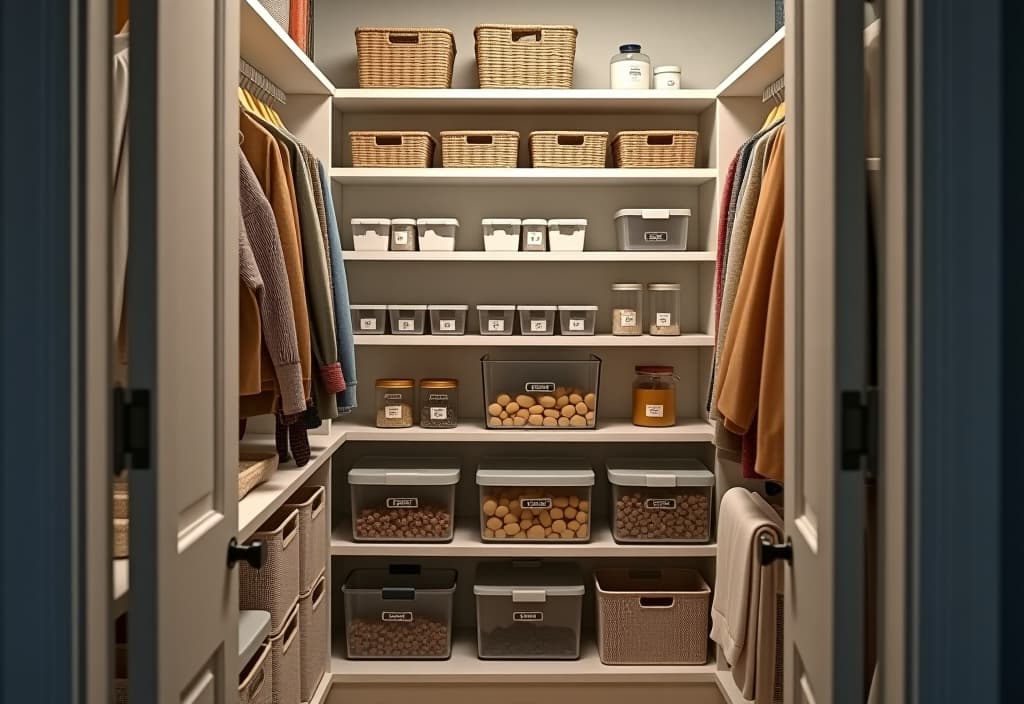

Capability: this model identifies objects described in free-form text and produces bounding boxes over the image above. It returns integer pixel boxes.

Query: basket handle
[465,134,494,145]
[646,134,677,146]
[387,31,421,45]
[639,596,676,609]
[312,577,327,609]
[511,28,543,43]
[374,135,405,147]
[309,487,325,520]
[245,667,266,699]
[281,610,299,652]
[280,510,299,549]
[556,134,586,146]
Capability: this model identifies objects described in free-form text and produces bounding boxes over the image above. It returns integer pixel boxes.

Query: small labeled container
[428,304,468,335]
[610,44,651,90]
[482,218,522,252]
[343,566,457,659]
[522,219,548,251]
[654,65,682,89]
[547,219,587,251]
[647,284,682,335]
[611,283,643,336]
[476,459,594,541]
[351,218,391,251]
[349,457,460,541]
[390,218,417,251]
[615,209,691,251]
[518,305,557,336]
[478,305,516,335]
[419,378,459,429]
[376,379,415,428]
[388,304,427,335]
[558,306,597,335]
[417,218,459,251]
[351,304,388,334]
[606,458,714,543]
[632,365,676,427]
[474,561,584,660]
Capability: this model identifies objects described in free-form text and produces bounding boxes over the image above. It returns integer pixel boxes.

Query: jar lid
[612,283,644,291]
[648,283,681,291]
[420,378,458,389]
[619,44,642,53]
[654,65,682,74]
[376,378,414,388]
[635,365,674,375]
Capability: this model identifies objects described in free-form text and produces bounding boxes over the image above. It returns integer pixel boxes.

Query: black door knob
[227,538,266,569]
[759,535,793,566]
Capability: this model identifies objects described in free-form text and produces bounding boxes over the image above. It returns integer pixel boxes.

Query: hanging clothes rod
[762,75,785,103]
[239,58,287,106]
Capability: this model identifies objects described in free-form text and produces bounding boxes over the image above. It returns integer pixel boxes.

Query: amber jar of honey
[632,365,676,427]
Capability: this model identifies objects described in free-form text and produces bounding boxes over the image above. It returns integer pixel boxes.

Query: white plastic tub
[417,218,459,251]
[351,218,391,251]
[482,218,522,252]
[614,209,691,251]
[547,219,588,251]
[518,305,557,336]
[390,218,417,251]
[558,306,598,335]
[428,305,469,335]
[351,304,388,335]
[388,305,427,335]
[478,305,516,336]
[522,219,548,252]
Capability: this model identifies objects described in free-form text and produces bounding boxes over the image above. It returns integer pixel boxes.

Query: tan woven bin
[239,450,279,500]
[351,131,436,168]
[298,574,328,702]
[113,488,129,558]
[595,567,711,665]
[284,485,327,592]
[613,130,699,168]
[475,24,578,88]
[270,605,301,704]
[356,27,455,88]
[240,508,301,635]
[239,641,273,704]
[529,131,608,168]
[441,131,520,167]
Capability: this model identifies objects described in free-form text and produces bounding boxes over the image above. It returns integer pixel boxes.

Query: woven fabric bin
[595,567,711,665]
[441,131,520,168]
[257,0,289,33]
[356,27,455,88]
[613,130,699,168]
[239,450,279,500]
[239,641,273,704]
[270,605,301,704]
[475,24,578,88]
[529,131,608,168]
[351,131,436,168]
[240,508,301,635]
[284,485,327,592]
[298,574,328,702]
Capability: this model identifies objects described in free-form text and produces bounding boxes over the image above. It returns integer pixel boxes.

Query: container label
[439,319,456,332]
[381,611,414,622]
[360,318,377,331]
[488,319,505,332]
[525,382,556,394]
[387,497,419,509]
[644,231,669,242]
[430,407,448,421]
[569,318,586,331]
[521,498,552,510]
[646,404,665,418]
[513,611,544,622]
[398,319,415,331]
[384,405,403,419]
[527,231,544,246]
[384,393,402,401]
[656,312,672,326]
[394,231,408,245]
[628,67,644,80]
[646,498,677,510]
[619,310,637,327]
[530,319,547,332]
[427,393,449,402]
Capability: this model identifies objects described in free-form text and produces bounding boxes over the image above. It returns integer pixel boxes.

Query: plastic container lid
[344,566,457,594]
[517,304,557,311]
[349,457,461,486]
[548,218,588,226]
[392,218,416,226]
[654,65,682,74]
[522,219,547,226]
[388,304,428,310]
[606,458,713,487]
[557,305,598,311]
[427,304,469,311]
[351,304,387,310]
[482,218,523,226]
[477,304,516,311]
[618,44,642,53]
[417,218,460,226]
[647,283,681,291]
[476,459,595,486]
[614,209,691,219]
[473,561,585,598]
[352,218,391,225]
[612,283,644,291]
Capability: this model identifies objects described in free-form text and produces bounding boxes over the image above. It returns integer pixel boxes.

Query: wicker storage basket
[595,567,710,665]
[298,575,328,701]
[239,450,279,500]
[612,130,699,168]
[257,0,289,33]
[240,508,301,635]
[529,131,608,168]
[239,641,273,704]
[475,24,578,88]
[441,131,520,167]
[351,131,436,168]
[356,27,456,88]
[270,605,301,704]
[284,486,327,593]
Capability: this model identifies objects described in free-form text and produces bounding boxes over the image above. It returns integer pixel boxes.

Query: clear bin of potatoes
[486,389,597,429]
[477,463,595,542]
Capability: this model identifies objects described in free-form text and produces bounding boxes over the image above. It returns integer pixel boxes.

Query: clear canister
[419,379,459,429]
[610,44,651,89]
[611,283,644,336]
[376,379,415,428]
[647,283,682,335]
[632,365,676,427]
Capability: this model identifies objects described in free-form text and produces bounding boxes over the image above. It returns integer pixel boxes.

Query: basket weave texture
[239,642,273,704]
[356,27,456,88]
[529,131,608,168]
[351,131,436,168]
[284,485,327,592]
[257,0,289,32]
[475,24,577,88]
[298,575,328,701]
[613,130,699,168]
[441,131,520,167]
[240,508,300,634]
[270,605,301,704]
[239,451,279,500]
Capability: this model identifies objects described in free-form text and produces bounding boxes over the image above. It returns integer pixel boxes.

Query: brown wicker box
[612,130,699,168]
[240,508,300,635]
[529,131,608,168]
[595,567,711,665]
[475,24,578,88]
[270,605,301,704]
[441,131,520,167]
[284,485,327,593]
[356,27,455,88]
[351,131,436,168]
[298,575,328,701]
[239,641,273,704]
[239,450,279,500]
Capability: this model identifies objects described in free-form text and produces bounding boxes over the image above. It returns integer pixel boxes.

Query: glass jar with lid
[632,365,677,427]
[610,44,651,89]
[419,379,459,429]
[647,283,682,335]
[375,379,415,428]
[611,283,644,336]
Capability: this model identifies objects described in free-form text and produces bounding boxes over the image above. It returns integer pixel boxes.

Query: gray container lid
[344,566,457,594]
[473,561,585,598]
[606,458,713,487]
[349,457,460,486]
[476,458,594,487]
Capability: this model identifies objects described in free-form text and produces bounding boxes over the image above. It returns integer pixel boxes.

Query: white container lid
[351,217,391,226]
[388,304,428,311]
[391,218,416,226]
[517,304,557,311]
[427,304,469,311]
[548,218,588,226]
[417,218,460,226]
[522,219,547,226]
[558,305,598,311]
[473,561,585,598]
[614,208,691,219]
[654,65,682,74]
[612,283,644,291]
[476,459,594,486]
[350,304,387,310]
[647,283,681,291]
[477,304,516,311]
[482,218,523,226]
[349,461,460,486]
[606,458,713,487]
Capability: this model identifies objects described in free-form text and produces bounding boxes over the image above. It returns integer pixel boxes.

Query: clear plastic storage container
[606,458,714,543]
[518,305,557,336]
[428,304,468,335]
[351,218,391,251]
[614,209,690,251]
[522,219,548,251]
[547,219,588,251]
[558,305,598,335]
[375,379,415,428]
[482,353,601,429]
[417,218,459,251]
[647,284,682,335]
[474,561,584,660]
[351,304,388,335]
[388,304,427,335]
[478,305,516,335]
[348,457,460,541]
[611,283,644,336]
[390,218,417,251]
[482,218,522,252]
[343,566,457,660]
[419,378,459,429]
[477,459,594,541]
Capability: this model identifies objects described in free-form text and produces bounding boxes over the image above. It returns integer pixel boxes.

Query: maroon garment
[715,155,741,326]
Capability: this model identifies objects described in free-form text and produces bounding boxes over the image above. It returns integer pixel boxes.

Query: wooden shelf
[113,558,129,618]
[342,250,716,262]
[334,419,714,444]
[330,167,718,186]
[354,334,714,348]
[716,27,785,98]
[309,672,332,704]
[239,0,334,95]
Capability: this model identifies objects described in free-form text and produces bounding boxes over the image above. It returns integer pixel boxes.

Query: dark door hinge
[113,387,151,474]
[841,387,878,473]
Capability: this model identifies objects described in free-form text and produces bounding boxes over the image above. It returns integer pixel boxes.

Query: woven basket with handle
[441,131,520,167]
[298,574,328,701]
[239,508,300,634]
[351,131,436,168]
[529,131,608,168]
[475,24,577,88]
[284,485,327,592]
[238,641,273,704]
[270,605,301,704]
[612,130,699,168]
[356,27,455,88]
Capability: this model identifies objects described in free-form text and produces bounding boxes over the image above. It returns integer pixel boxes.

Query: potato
[569,393,583,405]
[502,417,515,426]
[543,417,559,427]
[499,498,510,507]
[521,509,534,521]
[488,403,503,417]
[497,394,512,406]
[569,496,580,508]
[561,405,577,418]
[520,518,533,529]
[556,395,570,408]
[539,395,557,408]
[553,496,570,508]
[527,525,546,539]
[561,530,576,540]
[575,402,588,415]
[538,510,553,527]
[564,506,577,520]
[544,409,561,419]
[554,387,568,398]
[500,411,509,420]
[488,417,502,428]
[495,529,507,539]
[578,500,589,513]
[576,524,589,539]
[516,408,530,419]
[505,522,521,536]
[513,416,528,426]
[516,395,536,408]
[584,393,597,410]
[552,519,567,533]
[503,513,517,525]
[484,528,495,538]
[575,511,589,524]
[528,414,544,426]
[486,517,503,531]
[570,414,587,427]
[506,401,520,414]
[558,417,571,427]
[495,505,509,518]
[550,507,564,520]
[509,500,521,516]
[585,411,595,421]
[529,404,544,415]
[483,499,498,516]
[568,520,581,531]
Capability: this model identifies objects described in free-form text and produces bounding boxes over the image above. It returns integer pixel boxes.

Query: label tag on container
[569,318,585,331]
[394,231,408,245]
[645,498,677,510]
[381,611,414,622]
[525,382,556,394]
[430,407,447,421]
[521,498,553,510]
[646,404,665,418]
[513,611,544,622]
[398,319,415,331]
[620,310,637,327]
[439,319,456,332]
[488,319,505,332]
[527,231,544,246]
[360,318,377,330]
[656,312,672,326]
[644,231,669,242]
[384,405,403,419]
[530,319,547,332]
[387,497,419,509]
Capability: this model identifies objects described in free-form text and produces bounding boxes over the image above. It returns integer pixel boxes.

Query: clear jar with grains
[611,283,644,336]
[376,379,415,428]
[632,365,676,427]
[419,379,459,429]
[647,283,682,335]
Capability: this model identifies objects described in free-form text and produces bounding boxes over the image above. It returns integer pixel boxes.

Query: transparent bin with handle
[615,209,690,251]
[343,565,457,660]
[517,305,557,336]
[558,305,597,335]
[388,304,427,335]
[348,456,459,542]
[478,305,516,336]
[474,561,584,660]
[482,353,600,429]
[351,304,388,334]
[428,304,468,335]
[606,458,714,543]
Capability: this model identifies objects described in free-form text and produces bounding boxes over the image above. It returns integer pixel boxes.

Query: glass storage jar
[419,378,459,429]
[376,379,415,428]
[647,283,682,335]
[611,283,644,336]
[610,44,651,89]
[632,365,676,427]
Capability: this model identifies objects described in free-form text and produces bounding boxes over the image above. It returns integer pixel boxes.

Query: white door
[783,0,869,702]
[126,1,240,701]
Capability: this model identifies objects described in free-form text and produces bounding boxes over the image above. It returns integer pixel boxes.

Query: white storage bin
[478,305,516,335]
[351,218,391,251]
[518,305,557,336]
[388,305,427,335]
[522,219,548,251]
[614,209,691,251]
[351,304,388,335]
[482,218,522,252]
[547,219,588,251]
[428,304,469,335]
[390,218,417,251]
[417,218,459,251]
[557,306,598,335]
[606,459,714,543]
[349,457,460,542]
[474,561,584,659]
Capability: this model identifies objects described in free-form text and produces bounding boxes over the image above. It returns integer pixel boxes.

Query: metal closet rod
[762,75,785,104]
[239,58,287,106]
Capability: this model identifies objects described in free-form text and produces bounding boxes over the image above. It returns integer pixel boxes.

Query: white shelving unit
[343,251,717,262]
[716,27,786,97]
[239,0,332,95]
[354,334,715,348]
[330,167,718,186]
[334,419,714,444]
